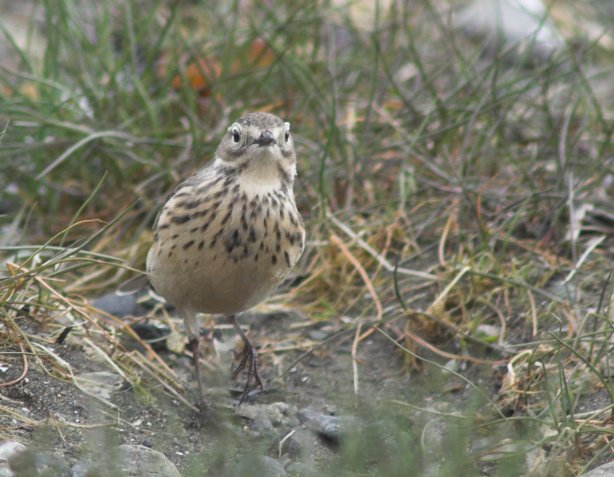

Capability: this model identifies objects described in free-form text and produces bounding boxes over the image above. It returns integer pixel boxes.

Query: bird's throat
[237,154,285,195]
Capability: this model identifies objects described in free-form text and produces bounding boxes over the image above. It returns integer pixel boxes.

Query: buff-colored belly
[147,244,291,315]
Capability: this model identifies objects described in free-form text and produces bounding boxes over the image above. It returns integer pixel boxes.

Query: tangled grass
[1,0,614,474]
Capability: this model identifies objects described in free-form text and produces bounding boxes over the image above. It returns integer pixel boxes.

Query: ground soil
[0,309,419,473]
[1,305,610,475]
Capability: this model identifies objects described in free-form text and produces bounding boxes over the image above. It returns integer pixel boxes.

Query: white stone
[0,442,26,477]
[454,0,565,59]
[581,461,614,477]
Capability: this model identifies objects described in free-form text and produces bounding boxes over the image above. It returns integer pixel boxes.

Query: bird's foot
[231,340,264,404]
[186,398,220,430]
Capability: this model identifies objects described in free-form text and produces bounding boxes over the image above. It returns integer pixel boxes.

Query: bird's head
[215,112,296,186]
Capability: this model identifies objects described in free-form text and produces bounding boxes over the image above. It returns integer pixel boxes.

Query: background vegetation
[1,0,614,475]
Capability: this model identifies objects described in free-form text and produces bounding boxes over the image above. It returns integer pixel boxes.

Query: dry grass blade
[330,233,383,400]
[0,344,28,388]
[328,213,437,281]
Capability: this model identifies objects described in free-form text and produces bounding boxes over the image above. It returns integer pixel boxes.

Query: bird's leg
[184,313,216,422]
[187,334,207,411]
[228,314,264,403]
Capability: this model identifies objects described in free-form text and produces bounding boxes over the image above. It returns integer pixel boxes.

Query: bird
[146,112,305,415]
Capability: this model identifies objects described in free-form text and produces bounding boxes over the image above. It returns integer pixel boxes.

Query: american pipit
[146,112,305,412]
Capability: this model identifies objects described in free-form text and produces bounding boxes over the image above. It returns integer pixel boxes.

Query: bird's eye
[231,128,241,143]
[284,130,290,142]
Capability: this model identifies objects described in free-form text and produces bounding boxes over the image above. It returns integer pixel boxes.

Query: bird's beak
[256,130,275,147]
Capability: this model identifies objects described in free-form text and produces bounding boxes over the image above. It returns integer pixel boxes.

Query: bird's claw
[231,341,264,404]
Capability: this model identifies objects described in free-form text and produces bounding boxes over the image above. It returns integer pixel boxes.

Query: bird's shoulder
[152,163,220,230]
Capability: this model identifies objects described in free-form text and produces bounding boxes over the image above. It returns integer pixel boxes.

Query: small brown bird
[146,112,305,412]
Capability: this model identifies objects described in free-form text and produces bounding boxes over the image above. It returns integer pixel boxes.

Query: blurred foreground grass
[1,0,614,475]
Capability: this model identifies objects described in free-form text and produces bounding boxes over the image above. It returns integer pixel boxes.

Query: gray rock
[259,456,287,477]
[249,416,275,438]
[117,445,180,477]
[91,292,142,317]
[236,404,274,438]
[8,449,70,477]
[281,429,334,475]
[70,461,90,477]
[286,461,316,477]
[296,408,359,442]
[280,429,322,459]
[71,445,180,477]
[236,402,299,429]
[233,456,286,477]
[581,461,614,477]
